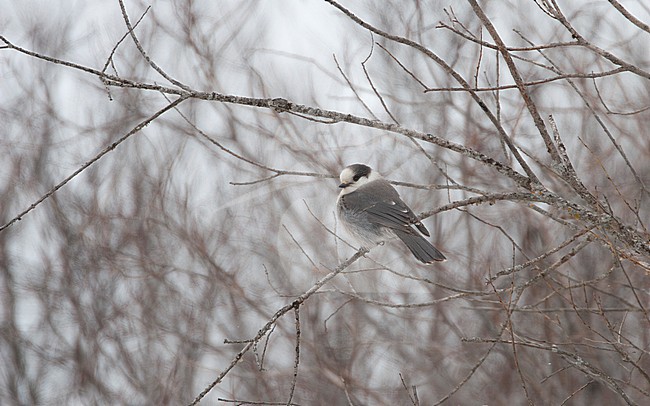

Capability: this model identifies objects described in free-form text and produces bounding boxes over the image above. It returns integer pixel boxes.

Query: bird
[336,163,446,264]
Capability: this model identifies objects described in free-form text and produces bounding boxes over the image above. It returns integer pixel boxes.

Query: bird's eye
[353,175,361,181]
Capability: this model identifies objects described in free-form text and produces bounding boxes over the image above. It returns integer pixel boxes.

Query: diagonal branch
[322,0,540,186]
[0,96,188,233]
[187,248,368,406]
[117,0,191,91]
[606,0,650,33]
[468,0,561,165]
[545,0,650,80]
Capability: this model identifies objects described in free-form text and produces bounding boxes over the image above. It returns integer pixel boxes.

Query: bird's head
[338,164,379,194]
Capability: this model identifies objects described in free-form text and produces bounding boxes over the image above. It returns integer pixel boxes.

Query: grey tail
[414,221,430,237]
[394,230,446,263]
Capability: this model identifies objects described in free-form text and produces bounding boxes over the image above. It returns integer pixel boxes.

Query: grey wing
[349,180,430,236]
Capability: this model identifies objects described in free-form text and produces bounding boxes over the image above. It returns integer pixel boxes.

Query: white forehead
[339,167,356,183]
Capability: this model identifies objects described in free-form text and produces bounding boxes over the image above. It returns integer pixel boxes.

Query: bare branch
[188,249,368,405]
[0,95,188,233]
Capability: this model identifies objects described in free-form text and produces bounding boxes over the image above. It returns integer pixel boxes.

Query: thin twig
[559,380,594,406]
[542,0,650,80]
[286,307,301,406]
[468,0,561,166]
[283,225,318,269]
[360,36,399,124]
[187,248,368,406]
[424,68,628,93]
[162,92,333,185]
[435,321,509,405]
[333,54,378,120]
[375,42,428,89]
[101,5,151,99]
[322,0,540,186]
[117,0,191,90]
[217,399,300,406]
[398,373,419,406]
[0,96,188,233]
[606,0,650,33]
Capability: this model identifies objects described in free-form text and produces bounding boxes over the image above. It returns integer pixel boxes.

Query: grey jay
[337,164,446,264]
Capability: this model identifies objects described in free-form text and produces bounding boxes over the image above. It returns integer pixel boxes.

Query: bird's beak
[338,182,348,189]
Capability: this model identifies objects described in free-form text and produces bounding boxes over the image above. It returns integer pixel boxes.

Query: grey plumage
[337,164,445,264]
